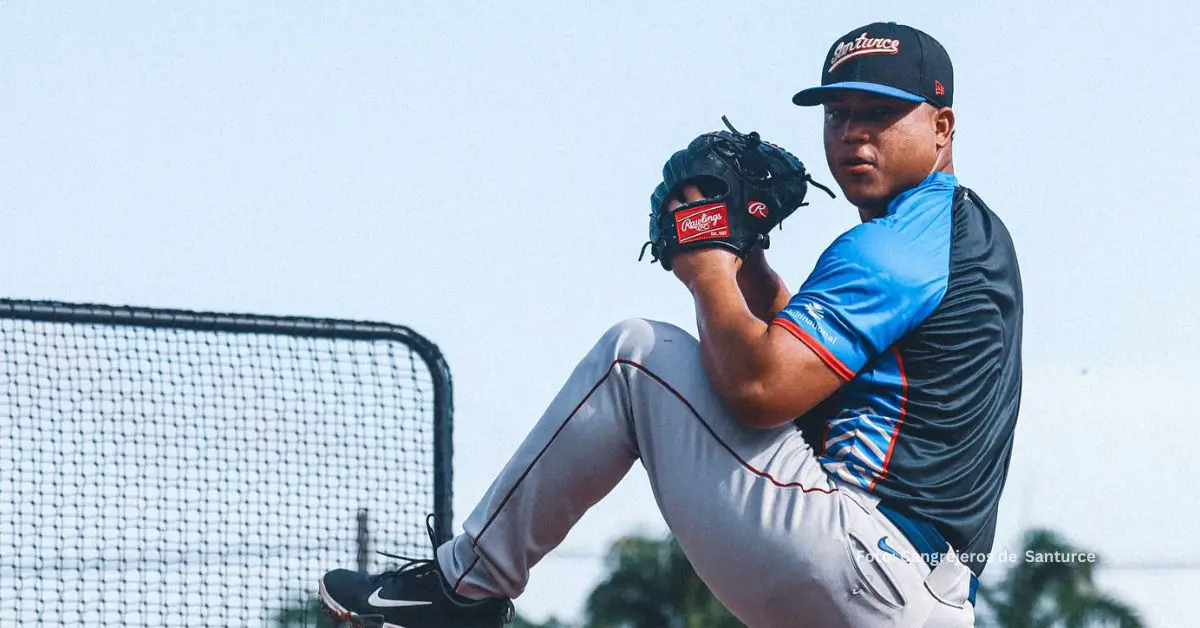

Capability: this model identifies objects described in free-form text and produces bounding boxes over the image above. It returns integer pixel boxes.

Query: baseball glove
[639,116,834,271]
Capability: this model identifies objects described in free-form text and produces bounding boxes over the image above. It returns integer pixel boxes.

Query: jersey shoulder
[819,202,950,290]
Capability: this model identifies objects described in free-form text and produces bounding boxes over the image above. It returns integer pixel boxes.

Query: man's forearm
[738,250,792,322]
[674,250,841,428]
[684,264,773,414]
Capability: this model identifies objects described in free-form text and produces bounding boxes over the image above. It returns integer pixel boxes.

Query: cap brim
[792,81,926,106]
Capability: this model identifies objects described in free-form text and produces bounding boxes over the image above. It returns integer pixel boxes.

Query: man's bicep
[747,323,845,428]
[771,312,857,381]
[747,225,949,428]
[775,224,947,377]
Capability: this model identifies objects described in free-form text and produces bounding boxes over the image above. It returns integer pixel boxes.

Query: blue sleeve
[773,223,948,380]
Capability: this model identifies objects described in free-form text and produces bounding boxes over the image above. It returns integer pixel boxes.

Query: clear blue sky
[3,2,1198,626]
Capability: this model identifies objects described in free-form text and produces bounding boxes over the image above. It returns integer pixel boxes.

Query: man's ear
[934,107,956,149]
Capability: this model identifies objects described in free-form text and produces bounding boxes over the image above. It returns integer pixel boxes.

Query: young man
[320,22,1021,628]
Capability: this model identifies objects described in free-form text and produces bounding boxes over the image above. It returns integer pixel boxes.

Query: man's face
[822,91,943,212]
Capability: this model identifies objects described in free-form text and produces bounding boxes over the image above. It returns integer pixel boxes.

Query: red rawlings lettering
[675,203,730,244]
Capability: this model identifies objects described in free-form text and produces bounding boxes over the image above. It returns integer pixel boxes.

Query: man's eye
[825,108,847,121]
[870,106,892,118]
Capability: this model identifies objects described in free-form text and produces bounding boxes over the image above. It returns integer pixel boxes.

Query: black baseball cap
[793,22,953,108]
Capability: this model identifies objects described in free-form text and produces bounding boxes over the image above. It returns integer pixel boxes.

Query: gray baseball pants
[437,318,977,627]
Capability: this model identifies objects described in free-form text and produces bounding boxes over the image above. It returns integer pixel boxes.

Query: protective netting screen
[0,300,453,627]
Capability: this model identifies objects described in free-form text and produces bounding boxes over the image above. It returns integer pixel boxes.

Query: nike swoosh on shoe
[368,587,435,608]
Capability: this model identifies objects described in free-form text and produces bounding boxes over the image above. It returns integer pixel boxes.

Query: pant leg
[436,318,964,627]
[836,484,978,627]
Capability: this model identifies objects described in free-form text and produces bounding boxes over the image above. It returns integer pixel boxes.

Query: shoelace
[373,514,443,583]
[372,514,516,623]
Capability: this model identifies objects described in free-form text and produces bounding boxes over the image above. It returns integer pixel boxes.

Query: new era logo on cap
[793,22,954,109]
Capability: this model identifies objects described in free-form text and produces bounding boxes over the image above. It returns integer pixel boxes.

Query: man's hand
[667,185,743,288]
[668,185,791,322]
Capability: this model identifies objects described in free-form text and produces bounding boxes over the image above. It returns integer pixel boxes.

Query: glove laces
[722,115,836,200]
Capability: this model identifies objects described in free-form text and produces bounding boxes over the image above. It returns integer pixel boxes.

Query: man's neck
[858,204,887,223]
[856,163,956,223]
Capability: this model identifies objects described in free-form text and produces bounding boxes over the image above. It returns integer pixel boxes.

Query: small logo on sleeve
[675,203,730,244]
[787,300,837,345]
[828,32,901,73]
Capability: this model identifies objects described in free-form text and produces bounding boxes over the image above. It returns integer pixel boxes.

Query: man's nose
[835,113,870,144]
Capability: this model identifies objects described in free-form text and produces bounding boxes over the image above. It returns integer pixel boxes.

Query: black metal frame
[0,298,455,540]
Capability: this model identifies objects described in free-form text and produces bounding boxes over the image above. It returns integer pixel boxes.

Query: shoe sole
[318,578,405,628]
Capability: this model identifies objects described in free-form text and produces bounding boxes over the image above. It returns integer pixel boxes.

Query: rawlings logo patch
[747,201,768,219]
[676,203,730,244]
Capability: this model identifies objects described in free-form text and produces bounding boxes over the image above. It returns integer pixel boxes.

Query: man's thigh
[625,320,974,627]
[619,320,861,626]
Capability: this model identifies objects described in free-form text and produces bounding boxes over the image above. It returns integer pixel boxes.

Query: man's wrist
[738,248,774,281]
[672,248,741,290]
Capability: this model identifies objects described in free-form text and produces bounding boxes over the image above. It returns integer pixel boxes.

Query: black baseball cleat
[319,517,513,628]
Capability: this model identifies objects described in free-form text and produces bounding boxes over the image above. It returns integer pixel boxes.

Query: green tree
[512,614,573,628]
[583,534,741,628]
[978,529,1142,628]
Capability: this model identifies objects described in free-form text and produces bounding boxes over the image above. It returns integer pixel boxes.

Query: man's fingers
[681,184,705,203]
[666,184,706,211]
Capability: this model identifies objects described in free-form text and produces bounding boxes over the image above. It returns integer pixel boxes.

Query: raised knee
[602,318,655,356]
[602,318,697,362]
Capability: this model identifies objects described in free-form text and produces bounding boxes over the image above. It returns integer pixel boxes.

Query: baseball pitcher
[319,21,1022,628]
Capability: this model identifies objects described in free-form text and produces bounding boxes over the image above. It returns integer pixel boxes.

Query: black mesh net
[0,301,451,626]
